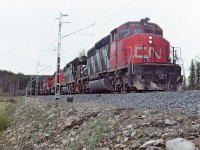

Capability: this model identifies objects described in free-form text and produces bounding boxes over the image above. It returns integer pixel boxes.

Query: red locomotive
[39,18,183,94]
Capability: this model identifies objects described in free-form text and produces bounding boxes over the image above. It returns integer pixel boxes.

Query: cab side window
[154,30,163,36]
[120,28,130,38]
[144,29,153,33]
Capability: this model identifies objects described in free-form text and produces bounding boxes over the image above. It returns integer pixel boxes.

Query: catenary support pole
[55,13,68,99]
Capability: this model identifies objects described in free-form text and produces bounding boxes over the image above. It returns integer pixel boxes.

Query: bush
[0,111,9,131]
[5,98,15,103]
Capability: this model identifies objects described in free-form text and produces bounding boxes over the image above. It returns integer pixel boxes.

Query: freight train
[37,18,183,95]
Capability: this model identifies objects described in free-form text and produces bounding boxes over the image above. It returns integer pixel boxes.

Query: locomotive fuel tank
[88,78,113,92]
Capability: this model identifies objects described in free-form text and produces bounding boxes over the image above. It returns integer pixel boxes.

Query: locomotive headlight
[148,40,152,44]
[148,36,153,40]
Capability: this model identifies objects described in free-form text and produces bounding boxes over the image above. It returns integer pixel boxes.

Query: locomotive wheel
[125,86,131,93]
[116,86,121,93]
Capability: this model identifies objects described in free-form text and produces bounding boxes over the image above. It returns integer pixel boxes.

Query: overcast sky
[0,0,200,76]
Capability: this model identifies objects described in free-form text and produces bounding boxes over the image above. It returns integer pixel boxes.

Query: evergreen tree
[0,69,49,96]
[182,75,187,90]
[79,49,86,58]
[188,59,196,89]
[196,61,200,89]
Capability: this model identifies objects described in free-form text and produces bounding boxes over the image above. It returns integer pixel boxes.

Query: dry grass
[0,97,18,132]
[0,112,9,131]
[0,97,16,103]
[0,102,9,131]
[5,98,16,103]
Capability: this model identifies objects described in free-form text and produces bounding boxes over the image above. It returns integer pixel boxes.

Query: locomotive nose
[148,35,153,44]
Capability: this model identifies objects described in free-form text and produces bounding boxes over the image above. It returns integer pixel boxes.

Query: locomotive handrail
[131,52,135,74]
[173,47,185,81]
[127,46,133,74]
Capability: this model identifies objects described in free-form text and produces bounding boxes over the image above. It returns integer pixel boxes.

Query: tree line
[0,70,48,96]
[188,56,200,90]
[0,70,30,96]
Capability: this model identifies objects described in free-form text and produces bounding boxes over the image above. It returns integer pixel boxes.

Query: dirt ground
[0,97,200,150]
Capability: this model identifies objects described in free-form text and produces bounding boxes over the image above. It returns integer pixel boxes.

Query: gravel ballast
[56,90,200,115]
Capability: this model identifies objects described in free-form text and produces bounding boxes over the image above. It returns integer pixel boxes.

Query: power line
[95,0,122,23]
[97,0,135,33]
[48,0,135,66]
[59,0,80,16]
[60,0,122,52]
[71,0,135,52]
[73,33,94,36]
[61,23,95,39]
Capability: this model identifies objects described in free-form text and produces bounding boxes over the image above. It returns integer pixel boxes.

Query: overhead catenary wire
[64,0,124,52]
[53,0,135,62]
[71,0,136,52]
[73,33,94,36]
[61,23,96,39]
[40,0,81,54]
[43,0,67,50]
[94,0,122,22]
[96,0,135,35]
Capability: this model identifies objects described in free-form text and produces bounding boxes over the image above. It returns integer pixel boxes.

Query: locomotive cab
[118,19,163,40]
[109,18,165,69]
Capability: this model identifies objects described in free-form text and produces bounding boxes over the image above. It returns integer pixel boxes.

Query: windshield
[132,28,142,34]
[120,28,130,38]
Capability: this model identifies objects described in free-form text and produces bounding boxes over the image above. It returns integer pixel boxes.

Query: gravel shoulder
[0,95,200,149]
[71,90,200,115]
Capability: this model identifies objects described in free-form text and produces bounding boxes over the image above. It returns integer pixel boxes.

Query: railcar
[62,56,87,94]
[40,70,64,95]
[52,70,64,94]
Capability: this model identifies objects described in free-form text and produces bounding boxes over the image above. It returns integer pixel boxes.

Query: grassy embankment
[0,97,17,133]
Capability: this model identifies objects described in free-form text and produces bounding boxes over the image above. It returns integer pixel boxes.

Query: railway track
[34,90,200,115]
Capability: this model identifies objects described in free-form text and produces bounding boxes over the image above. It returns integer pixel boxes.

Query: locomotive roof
[87,35,110,58]
[119,21,162,30]
[87,47,95,58]
[95,35,110,49]
[64,56,87,69]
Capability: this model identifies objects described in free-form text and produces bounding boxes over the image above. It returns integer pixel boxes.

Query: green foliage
[0,111,9,131]
[188,59,196,89]
[84,117,107,150]
[0,101,17,132]
[196,61,200,89]
[65,116,108,150]
[0,70,29,96]
[5,98,16,103]
[79,49,86,57]
[188,56,200,90]
[0,69,49,96]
